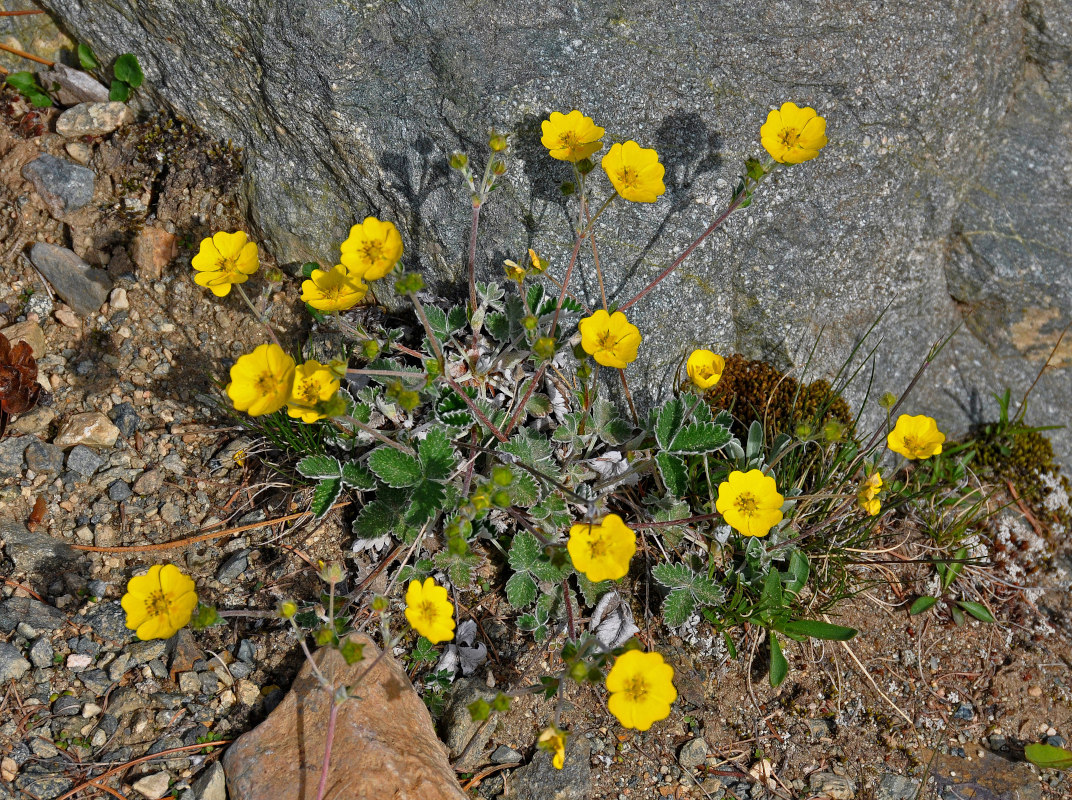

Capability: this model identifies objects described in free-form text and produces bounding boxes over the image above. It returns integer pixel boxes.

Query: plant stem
[234,283,284,350]
[618,369,639,426]
[346,368,428,380]
[315,696,340,800]
[468,204,481,314]
[619,186,751,312]
[0,42,52,66]
[407,291,445,369]
[340,415,416,456]
[444,376,508,442]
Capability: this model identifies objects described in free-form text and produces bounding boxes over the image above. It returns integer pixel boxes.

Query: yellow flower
[537,726,568,770]
[715,469,784,538]
[287,359,341,423]
[578,310,642,369]
[857,471,883,516]
[404,577,455,644]
[540,110,605,163]
[503,259,526,282]
[121,564,198,641]
[528,249,547,274]
[226,343,296,417]
[567,514,636,582]
[601,141,665,203]
[301,265,368,312]
[760,102,828,165]
[606,650,677,732]
[191,231,260,297]
[686,349,725,390]
[339,216,403,281]
[887,414,945,460]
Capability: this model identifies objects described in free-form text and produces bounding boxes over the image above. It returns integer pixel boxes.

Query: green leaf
[339,638,365,665]
[692,576,725,606]
[769,631,788,688]
[1025,743,1072,770]
[655,397,685,450]
[423,304,449,341]
[559,296,584,314]
[405,481,446,526]
[745,420,764,462]
[669,422,731,454]
[310,478,342,520]
[418,428,456,480]
[352,496,403,540]
[27,89,53,108]
[113,53,144,88]
[485,312,509,342]
[526,283,545,313]
[5,71,37,94]
[409,636,438,664]
[909,596,938,615]
[661,589,696,627]
[508,531,541,572]
[447,305,468,331]
[368,447,422,487]
[109,79,130,102]
[467,698,491,722]
[341,461,376,490]
[296,454,341,480]
[951,605,965,627]
[955,600,995,623]
[525,393,552,417]
[529,555,568,585]
[77,43,99,70]
[651,563,694,591]
[509,469,540,507]
[576,573,612,606]
[505,571,538,608]
[655,452,688,497]
[784,550,810,597]
[433,549,482,588]
[779,620,857,641]
[189,604,221,630]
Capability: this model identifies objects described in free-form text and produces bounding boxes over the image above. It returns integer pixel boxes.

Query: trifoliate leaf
[661,589,696,627]
[341,461,376,490]
[310,477,343,520]
[433,549,482,589]
[506,571,538,608]
[651,562,695,590]
[559,296,583,314]
[368,447,422,487]
[297,454,341,480]
[405,480,446,526]
[656,452,688,497]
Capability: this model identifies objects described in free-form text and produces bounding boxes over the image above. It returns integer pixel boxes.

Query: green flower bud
[450,152,469,170]
[315,627,334,646]
[491,489,511,507]
[371,595,388,612]
[397,389,420,412]
[795,422,813,440]
[360,339,380,359]
[394,273,425,295]
[491,159,506,176]
[523,314,539,331]
[492,466,513,486]
[576,361,592,381]
[569,661,589,683]
[576,157,595,175]
[533,336,556,361]
[278,600,298,619]
[823,420,845,442]
[879,391,897,410]
[264,267,285,283]
[318,559,345,584]
[424,359,441,379]
[489,133,508,152]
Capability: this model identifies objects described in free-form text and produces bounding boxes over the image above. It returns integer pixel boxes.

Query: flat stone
[24,439,64,475]
[926,744,1042,800]
[133,771,172,800]
[66,142,93,165]
[0,435,31,477]
[0,320,45,359]
[28,243,111,317]
[0,520,79,577]
[56,101,134,137]
[132,226,178,281]
[109,287,129,310]
[223,634,465,800]
[108,480,132,502]
[109,402,140,437]
[490,745,522,764]
[38,63,110,104]
[79,669,111,694]
[54,411,120,448]
[133,469,162,495]
[54,306,81,328]
[808,772,855,800]
[67,444,104,476]
[190,761,226,800]
[29,638,54,668]
[0,643,30,683]
[9,407,56,436]
[875,773,921,800]
[53,694,82,716]
[0,596,68,633]
[21,155,95,217]
[509,737,592,800]
[216,549,249,584]
[128,640,168,665]
[83,601,134,645]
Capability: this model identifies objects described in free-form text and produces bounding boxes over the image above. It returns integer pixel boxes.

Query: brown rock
[55,102,135,138]
[132,226,178,280]
[54,412,120,448]
[223,634,465,800]
[925,744,1042,800]
[0,321,46,360]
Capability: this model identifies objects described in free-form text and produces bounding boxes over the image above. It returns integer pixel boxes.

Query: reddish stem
[315,697,341,800]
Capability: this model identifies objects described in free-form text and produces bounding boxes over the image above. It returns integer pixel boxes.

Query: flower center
[363,241,384,264]
[558,131,580,152]
[596,330,617,350]
[778,127,800,149]
[587,531,608,560]
[698,365,714,379]
[418,600,439,623]
[734,492,759,517]
[624,674,649,703]
[616,167,640,190]
[294,378,320,404]
[144,590,170,617]
[255,371,277,395]
[902,434,920,452]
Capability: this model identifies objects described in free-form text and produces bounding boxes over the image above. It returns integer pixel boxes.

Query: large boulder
[39,0,1072,461]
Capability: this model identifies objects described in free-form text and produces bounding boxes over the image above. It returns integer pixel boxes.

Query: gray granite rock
[37,63,110,104]
[29,637,54,668]
[0,434,31,477]
[55,101,134,137]
[875,773,921,800]
[509,736,591,800]
[0,597,68,633]
[0,521,80,577]
[36,0,1072,463]
[28,243,111,317]
[24,439,65,475]
[108,480,132,502]
[0,642,30,683]
[21,153,95,216]
[83,601,134,645]
[67,444,104,477]
[190,761,226,800]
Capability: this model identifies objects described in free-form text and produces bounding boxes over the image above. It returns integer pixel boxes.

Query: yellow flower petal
[715,469,784,538]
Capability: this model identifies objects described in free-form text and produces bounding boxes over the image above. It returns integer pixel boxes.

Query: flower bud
[560,181,575,196]
[533,336,556,361]
[397,389,420,412]
[823,420,845,442]
[371,595,389,612]
[523,314,538,331]
[575,157,595,175]
[491,489,511,507]
[264,267,285,284]
[576,361,592,381]
[488,133,508,152]
[450,152,468,170]
[318,560,345,584]
[492,466,513,486]
[395,273,425,294]
[569,661,589,683]
[278,600,298,619]
[360,339,381,359]
[879,391,897,410]
[527,249,547,273]
[491,159,506,176]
